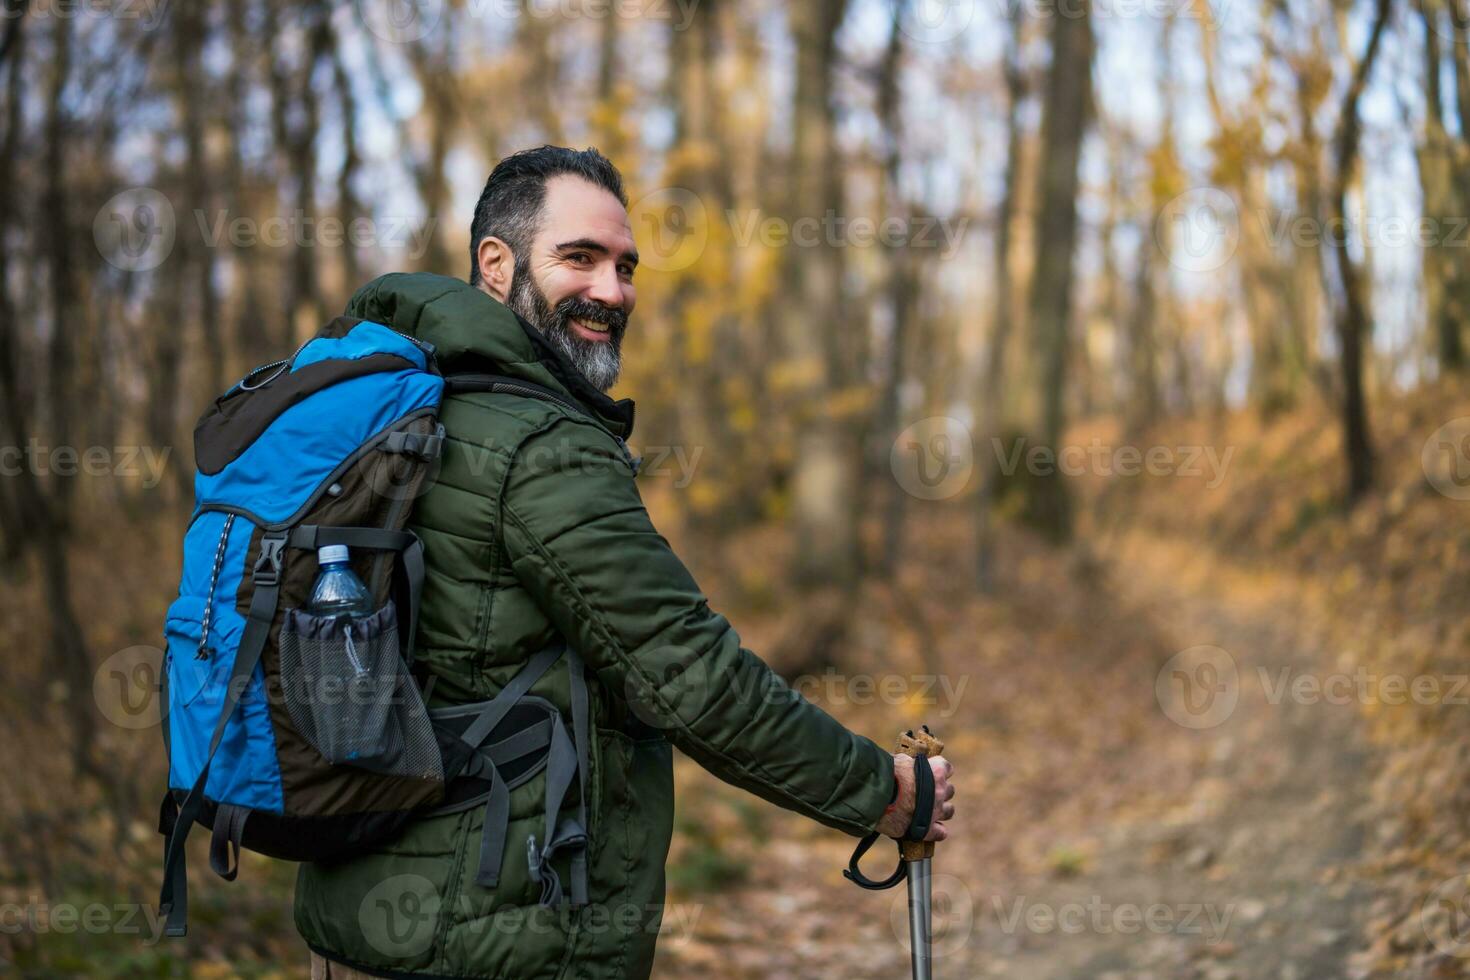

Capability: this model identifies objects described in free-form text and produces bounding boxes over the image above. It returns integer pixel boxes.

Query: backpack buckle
[253,534,286,586]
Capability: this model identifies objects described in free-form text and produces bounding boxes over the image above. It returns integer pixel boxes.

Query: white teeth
[576,319,609,334]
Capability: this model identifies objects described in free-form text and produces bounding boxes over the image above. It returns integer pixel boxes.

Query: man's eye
[569,252,592,266]
[618,264,635,280]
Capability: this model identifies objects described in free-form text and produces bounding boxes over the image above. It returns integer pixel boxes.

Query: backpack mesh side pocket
[279,602,444,781]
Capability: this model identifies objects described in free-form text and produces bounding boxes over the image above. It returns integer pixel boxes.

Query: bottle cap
[317,544,350,565]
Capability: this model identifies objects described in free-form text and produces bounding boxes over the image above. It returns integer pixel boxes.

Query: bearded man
[296,145,956,979]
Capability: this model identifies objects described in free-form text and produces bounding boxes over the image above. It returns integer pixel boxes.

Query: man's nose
[583,264,624,308]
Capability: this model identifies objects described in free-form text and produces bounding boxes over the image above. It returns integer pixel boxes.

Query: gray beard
[507,268,623,393]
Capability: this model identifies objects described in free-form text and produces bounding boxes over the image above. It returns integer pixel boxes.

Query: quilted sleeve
[499,417,894,837]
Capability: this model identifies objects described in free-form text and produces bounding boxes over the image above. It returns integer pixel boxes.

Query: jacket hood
[344,272,635,439]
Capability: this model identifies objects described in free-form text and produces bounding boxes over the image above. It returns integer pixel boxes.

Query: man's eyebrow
[554,238,639,267]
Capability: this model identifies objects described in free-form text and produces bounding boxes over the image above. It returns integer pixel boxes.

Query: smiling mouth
[571,317,612,339]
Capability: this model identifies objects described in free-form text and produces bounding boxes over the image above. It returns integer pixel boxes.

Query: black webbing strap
[843,752,934,892]
[907,751,935,842]
[208,804,250,881]
[452,645,566,889]
[158,529,286,937]
[527,650,590,906]
[526,709,588,907]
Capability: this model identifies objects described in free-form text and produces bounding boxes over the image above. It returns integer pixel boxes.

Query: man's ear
[476,236,515,302]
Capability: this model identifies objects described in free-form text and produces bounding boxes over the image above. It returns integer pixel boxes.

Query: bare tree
[1025,0,1094,541]
[976,1,1028,589]
[786,0,860,587]
[1326,0,1392,502]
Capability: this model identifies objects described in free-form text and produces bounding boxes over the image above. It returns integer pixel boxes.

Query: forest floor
[652,523,1387,980]
[654,378,1470,979]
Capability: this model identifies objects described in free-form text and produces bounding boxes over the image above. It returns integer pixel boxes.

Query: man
[296,146,956,979]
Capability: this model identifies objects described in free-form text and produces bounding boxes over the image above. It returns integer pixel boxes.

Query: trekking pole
[843,726,945,980]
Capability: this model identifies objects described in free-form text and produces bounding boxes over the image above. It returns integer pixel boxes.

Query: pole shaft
[907,858,933,980]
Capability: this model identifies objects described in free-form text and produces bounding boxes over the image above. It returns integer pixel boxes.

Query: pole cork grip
[896,727,945,862]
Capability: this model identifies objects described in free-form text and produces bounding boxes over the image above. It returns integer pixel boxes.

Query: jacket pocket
[590,726,674,894]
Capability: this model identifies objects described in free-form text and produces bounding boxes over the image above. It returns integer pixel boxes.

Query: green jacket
[293,273,893,979]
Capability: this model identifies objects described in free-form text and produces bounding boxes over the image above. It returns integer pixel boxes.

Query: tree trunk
[1024,0,1093,542]
[787,0,859,588]
[875,0,916,577]
[1327,0,1391,503]
[975,2,1026,590]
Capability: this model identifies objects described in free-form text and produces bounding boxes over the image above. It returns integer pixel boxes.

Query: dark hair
[467,145,627,286]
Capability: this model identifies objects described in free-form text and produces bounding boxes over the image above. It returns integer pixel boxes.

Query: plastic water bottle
[306,545,374,619]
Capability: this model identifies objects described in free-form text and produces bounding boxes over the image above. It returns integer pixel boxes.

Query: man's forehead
[538,175,634,247]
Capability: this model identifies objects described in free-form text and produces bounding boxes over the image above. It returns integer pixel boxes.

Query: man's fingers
[925,821,948,843]
[939,801,955,821]
[941,781,956,803]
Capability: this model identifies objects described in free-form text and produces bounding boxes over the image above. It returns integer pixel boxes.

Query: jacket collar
[344,272,634,439]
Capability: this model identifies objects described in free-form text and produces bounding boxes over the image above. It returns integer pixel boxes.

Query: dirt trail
[655,532,1385,979]
[964,534,1380,979]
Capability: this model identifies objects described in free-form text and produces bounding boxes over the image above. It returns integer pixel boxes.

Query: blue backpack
[157,315,594,936]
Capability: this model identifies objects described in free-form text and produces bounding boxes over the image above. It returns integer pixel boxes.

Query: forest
[4,0,1470,976]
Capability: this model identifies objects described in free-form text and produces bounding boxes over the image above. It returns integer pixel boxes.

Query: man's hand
[875,753,955,842]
